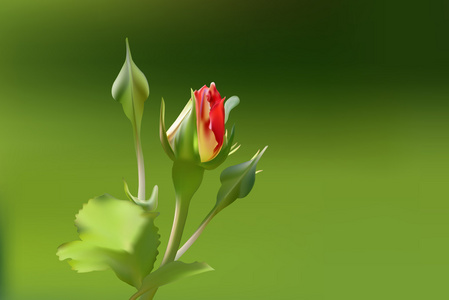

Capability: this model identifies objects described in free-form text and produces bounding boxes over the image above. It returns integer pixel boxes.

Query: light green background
[1,0,449,299]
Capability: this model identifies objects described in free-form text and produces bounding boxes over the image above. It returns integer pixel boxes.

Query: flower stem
[161,195,191,265]
[162,161,203,264]
[133,289,157,300]
[134,126,146,200]
[129,162,203,300]
[175,209,217,260]
[134,198,190,300]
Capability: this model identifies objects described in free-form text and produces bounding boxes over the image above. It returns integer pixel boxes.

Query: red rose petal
[193,83,226,161]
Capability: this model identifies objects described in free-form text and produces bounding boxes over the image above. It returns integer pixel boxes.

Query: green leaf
[159,98,176,161]
[224,96,240,123]
[132,261,213,299]
[57,194,160,288]
[173,89,200,162]
[215,146,268,212]
[112,38,149,133]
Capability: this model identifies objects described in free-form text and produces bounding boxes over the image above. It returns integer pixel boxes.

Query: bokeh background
[1,0,449,299]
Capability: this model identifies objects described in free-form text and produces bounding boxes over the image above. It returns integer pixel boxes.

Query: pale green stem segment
[176,146,268,260]
[136,289,157,300]
[134,125,146,200]
[175,209,217,260]
[161,195,190,265]
[136,196,191,299]
[162,161,204,265]
[136,161,204,300]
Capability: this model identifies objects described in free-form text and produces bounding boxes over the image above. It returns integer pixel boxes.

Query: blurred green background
[1,0,449,299]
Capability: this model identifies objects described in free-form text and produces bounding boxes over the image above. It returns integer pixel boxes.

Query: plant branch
[134,126,146,200]
[175,209,217,260]
[161,195,190,265]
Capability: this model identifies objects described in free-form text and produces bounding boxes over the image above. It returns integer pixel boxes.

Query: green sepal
[173,89,200,163]
[124,179,159,211]
[200,125,236,170]
[159,98,175,161]
[172,161,204,200]
[224,96,240,124]
[132,261,213,299]
[56,194,160,288]
[214,146,268,213]
[111,38,149,133]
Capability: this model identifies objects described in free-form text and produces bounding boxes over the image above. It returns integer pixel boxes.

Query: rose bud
[160,83,239,169]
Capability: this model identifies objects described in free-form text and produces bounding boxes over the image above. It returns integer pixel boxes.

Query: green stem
[130,162,203,300]
[161,194,191,265]
[175,209,217,260]
[162,161,203,265]
[140,195,190,300]
[134,126,146,200]
[134,289,157,300]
